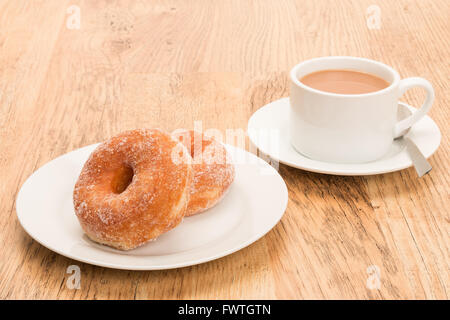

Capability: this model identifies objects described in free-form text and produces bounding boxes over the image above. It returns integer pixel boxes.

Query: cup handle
[394,77,435,138]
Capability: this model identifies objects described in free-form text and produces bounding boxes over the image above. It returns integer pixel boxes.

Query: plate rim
[16,143,288,270]
[247,97,441,176]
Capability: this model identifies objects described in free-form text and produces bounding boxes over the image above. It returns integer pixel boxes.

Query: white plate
[248,98,441,176]
[16,144,288,270]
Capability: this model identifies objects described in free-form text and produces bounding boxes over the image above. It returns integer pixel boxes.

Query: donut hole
[111,164,134,194]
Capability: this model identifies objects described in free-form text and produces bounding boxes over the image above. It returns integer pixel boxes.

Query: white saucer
[247,98,441,176]
[16,144,288,270]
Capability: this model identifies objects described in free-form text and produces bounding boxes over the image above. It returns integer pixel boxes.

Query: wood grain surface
[0,0,448,299]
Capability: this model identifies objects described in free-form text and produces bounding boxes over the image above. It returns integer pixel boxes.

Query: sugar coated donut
[73,129,192,250]
[173,130,235,216]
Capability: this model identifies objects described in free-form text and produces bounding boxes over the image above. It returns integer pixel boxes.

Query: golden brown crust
[174,130,235,216]
[73,129,192,250]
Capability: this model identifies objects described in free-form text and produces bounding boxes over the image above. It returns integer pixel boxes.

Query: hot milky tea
[300,69,390,94]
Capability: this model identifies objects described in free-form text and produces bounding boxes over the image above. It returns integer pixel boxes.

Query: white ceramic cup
[289,56,434,163]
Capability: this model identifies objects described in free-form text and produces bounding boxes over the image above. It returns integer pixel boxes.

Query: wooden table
[0,0,448,300]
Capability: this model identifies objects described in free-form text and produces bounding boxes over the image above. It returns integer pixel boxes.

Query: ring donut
[73,129,192,250]
[174,130,235,216]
